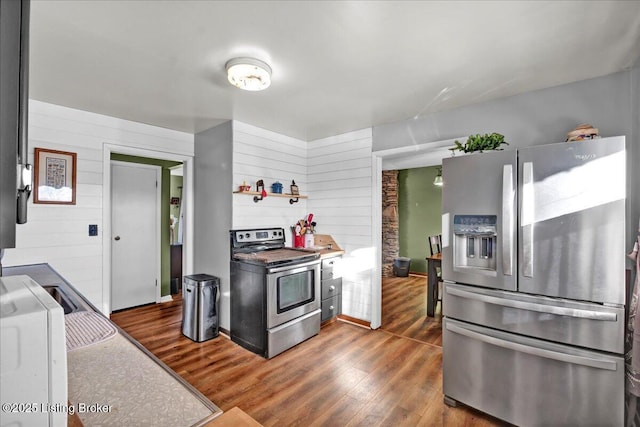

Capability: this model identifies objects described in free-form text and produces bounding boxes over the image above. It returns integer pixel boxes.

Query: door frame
[370,136,465,329]
[110,160,162,309]
[102,143,194,315]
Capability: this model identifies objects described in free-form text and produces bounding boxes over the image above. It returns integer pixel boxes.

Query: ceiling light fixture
[225,57,272,91]
[433,167,443,187]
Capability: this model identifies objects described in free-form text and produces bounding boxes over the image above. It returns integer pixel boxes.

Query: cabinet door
[0,0,22,248]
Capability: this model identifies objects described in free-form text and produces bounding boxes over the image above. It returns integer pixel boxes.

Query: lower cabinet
[321,256,342,322]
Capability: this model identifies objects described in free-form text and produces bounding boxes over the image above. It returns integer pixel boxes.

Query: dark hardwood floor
[111,275,504,426]
[380,275,443,346]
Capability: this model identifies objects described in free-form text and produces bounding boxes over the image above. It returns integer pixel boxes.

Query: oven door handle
[267,259,320,274]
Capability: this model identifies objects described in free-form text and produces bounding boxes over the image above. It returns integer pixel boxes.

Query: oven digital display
[255,231,268,239]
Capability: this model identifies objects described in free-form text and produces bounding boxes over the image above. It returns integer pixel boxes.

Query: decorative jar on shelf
[271,182,283,194]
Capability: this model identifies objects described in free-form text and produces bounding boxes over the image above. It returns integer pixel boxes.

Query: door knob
[114,236,121,241]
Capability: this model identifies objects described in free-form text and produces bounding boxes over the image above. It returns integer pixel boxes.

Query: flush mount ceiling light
[225,57,272,91]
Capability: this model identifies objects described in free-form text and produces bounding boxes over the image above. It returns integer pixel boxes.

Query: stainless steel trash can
[182,274,220,342]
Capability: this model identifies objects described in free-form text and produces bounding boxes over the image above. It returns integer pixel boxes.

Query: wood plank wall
[2,100,193,310]
[232,121,308,237]
[308,128,374,322]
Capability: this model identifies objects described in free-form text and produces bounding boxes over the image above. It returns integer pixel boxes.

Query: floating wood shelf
[233,191,308,204]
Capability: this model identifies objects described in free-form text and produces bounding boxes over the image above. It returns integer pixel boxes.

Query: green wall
[398,166,442,273]
[111,154,181,297]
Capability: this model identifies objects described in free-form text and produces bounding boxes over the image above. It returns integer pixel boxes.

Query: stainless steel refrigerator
[441,136,626,426]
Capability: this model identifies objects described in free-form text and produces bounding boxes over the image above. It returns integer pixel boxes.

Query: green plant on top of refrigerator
[450,133,508,153]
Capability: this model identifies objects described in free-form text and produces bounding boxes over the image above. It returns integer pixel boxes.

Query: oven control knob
[245,233,251,239]
[237,234,243,240]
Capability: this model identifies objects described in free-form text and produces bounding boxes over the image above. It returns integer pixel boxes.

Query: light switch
[89,224,98,236]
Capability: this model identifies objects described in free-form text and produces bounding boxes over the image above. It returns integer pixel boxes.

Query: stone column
[382,170,399,277]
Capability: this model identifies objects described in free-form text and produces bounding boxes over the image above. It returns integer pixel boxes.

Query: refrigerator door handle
[446,286,617,321]
[502,164,514,276]
[522,161,534,277]
[446,321,618,371]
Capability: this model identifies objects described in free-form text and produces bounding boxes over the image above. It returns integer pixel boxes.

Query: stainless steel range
[230,227,321,358]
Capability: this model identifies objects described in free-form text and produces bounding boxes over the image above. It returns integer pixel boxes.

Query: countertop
[2,263,222,426]
[304,234,345,259]
[317,248,345,259]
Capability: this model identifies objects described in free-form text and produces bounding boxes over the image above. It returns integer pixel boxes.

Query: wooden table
[426,253,442,317]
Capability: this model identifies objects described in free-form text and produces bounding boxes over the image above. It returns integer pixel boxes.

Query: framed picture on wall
[34,148,77,205]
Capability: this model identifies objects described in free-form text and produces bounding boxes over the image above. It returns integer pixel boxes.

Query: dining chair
[428,234,442,256]
[427,234,443,313]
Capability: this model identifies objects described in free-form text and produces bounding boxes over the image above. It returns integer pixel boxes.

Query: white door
[111,161,160,311]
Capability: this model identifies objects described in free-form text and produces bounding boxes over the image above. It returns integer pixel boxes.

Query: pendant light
[433,167,443,187]
[225,57,272,91]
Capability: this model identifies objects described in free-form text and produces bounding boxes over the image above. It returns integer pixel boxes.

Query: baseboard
[337,314,371,329]
[160,295,173,303]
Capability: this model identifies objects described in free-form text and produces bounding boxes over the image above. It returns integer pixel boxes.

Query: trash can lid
[184,274,219,285]
[395,257,411,262]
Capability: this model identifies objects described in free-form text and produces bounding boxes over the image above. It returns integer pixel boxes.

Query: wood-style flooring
[111,276,505,426]
[380,275,443,346]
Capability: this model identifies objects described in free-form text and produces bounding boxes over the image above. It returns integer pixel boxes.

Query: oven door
[266,259,320,329]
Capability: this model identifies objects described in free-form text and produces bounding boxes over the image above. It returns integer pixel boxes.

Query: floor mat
[65,311,117,351]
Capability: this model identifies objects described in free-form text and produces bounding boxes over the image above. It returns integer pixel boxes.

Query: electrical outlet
[89,224,98,236]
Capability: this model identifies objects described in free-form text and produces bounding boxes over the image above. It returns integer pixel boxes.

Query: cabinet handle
[329,305,335,311]
[329,285,335,291]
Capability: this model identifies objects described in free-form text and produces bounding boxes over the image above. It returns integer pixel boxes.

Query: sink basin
[44,284,82,314]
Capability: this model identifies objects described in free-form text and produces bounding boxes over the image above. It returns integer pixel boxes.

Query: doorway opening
[102,143,193,315]
[109,154,184,310]
[371,136,463,329]
[169,164,184,296]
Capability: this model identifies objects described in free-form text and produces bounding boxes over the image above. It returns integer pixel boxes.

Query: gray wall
[374,66,639,252]
[194,121,233,330]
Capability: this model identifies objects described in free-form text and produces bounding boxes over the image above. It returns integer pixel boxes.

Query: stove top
[233,248,319,267]
[230,228,319,267]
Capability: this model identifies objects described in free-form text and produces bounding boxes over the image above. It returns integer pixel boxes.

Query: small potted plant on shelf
[449,132,508,154]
